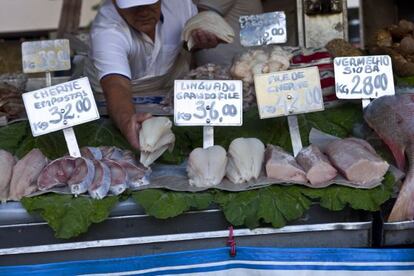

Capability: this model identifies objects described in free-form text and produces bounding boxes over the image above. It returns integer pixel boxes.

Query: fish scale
[364,94,414,222]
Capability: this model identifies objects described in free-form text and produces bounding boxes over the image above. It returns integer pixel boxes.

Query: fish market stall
[1,0,414,272]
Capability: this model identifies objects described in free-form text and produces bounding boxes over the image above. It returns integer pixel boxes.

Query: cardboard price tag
[22,39,71,73]
[254,66,324,119]
[334,55,395,99]
[174,80,243,126]
[239,11,287,47]
[22,77,100,137]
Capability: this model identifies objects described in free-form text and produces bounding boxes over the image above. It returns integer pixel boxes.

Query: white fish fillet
[182,11,235,50]
[226,138,265,184]
[0,150,15,202]
[187,145,227,188]
[139,117,175,167]
[325,138,389,185]
[265,145,307,183]
[296,145,337,186]
[9,149,48,201]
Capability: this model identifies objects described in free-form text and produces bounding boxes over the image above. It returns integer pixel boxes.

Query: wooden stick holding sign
[21,40,100,157]
[254,66,324,156]
[174,80,243,149]
[334,55,396,110]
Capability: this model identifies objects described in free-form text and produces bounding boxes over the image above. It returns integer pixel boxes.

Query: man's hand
[120,112,152,150]
[190,29,221,49]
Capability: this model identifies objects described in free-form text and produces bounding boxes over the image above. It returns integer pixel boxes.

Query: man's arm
[100,74,151,150]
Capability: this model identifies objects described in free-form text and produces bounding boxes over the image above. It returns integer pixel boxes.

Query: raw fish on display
[0,150,15,202]
[226,138,265,184]
[325,138,389,185]
[68,158,95,195]
[296,145,337,186]
[265,145,307,183]
[80,146,102,160]
[88,160,111,199]
[364,94,414,222]
[9,149,48,201]
[117,160,150,189]
[103,159,128,196]
[139,117,175,167]
[187,145,227,188]
[100,146,124,160]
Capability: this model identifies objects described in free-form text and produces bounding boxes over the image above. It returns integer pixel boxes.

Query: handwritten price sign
[254,66,324,119]
[239,11,287,47]
[334,55,395,99]
[22,77,100,136]
[174,80,243,126]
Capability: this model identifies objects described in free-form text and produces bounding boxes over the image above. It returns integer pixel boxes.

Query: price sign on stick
[254,66,324,156]
[22,40,70,73]
[334,55,395,109]
[239,11,287,47]
[174,80,243,148]
[254,66,324,119]
[22,77,100,137]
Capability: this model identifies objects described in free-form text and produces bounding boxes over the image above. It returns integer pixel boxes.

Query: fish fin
[388,192,414,222]
[383,139,406,171]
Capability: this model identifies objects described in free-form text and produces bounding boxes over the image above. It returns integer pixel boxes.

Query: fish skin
[0,150,15,202]
[9,149,48,201]
[68,158,95,195]
[88,160,111,200]
[364,94,414,222]
[102,159,128,196]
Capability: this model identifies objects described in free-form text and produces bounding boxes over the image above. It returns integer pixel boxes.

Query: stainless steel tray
[0,201,373,266]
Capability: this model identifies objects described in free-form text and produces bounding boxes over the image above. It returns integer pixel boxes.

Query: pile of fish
[38,146,150,199]
[0,146,151,202]
[364,94,414,222]
[182,11,235,51]
[230,47,293,110]
[187,136,389,189]
[184,63,231,81]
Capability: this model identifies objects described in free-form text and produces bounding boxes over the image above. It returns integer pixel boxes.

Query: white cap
[116,0,158,9]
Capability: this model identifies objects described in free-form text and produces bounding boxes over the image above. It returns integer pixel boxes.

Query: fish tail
[388,193,414,222]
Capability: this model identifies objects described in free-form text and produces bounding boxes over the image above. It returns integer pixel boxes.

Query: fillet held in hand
[187,145,227,188]
[182,11,235,51]
[364,94,414,222]
[226,138,265,184]
[139,117,175,167]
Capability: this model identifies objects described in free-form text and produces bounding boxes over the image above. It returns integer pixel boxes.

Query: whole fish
[364,94,414,222]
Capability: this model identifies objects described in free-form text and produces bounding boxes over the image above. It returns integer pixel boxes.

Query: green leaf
[301,173,395,212]
[21,194,119,239]
[0,122,29,154]
[131,189,214,219]
[215,186,311,229]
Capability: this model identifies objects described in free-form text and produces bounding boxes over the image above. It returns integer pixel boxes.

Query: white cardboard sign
[254,66,324,119]
[334,55,395,99]
[174,80,243,126]
[22,39,71,73]
[239,11,287,47]
[22,77,100,137]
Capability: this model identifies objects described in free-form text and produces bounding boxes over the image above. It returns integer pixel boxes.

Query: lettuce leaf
[21,194,119,239]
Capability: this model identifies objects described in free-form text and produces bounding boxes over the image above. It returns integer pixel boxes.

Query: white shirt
[90,0,197,81]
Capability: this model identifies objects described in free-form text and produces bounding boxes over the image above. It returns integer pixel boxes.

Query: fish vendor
[84,0,222,150]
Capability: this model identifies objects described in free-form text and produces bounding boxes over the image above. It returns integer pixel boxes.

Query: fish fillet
[9,149,48,201]
[0,150,15,202]
[117,160,151,189]
[296,145,337,186]
[364,94,414,221]
[88,160,111,199]
[226,138,265,184]
[139,117,175,167]
[187,145,227,188]
[103,159,128,196]
[182,11,235,50]
[325,138,389,185]
[265,145,307,183]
